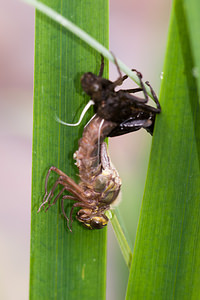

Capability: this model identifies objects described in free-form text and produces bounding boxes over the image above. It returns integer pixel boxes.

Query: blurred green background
[0,0,171,299]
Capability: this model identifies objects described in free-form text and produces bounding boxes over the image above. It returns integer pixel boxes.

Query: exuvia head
[76,208,109,229]
[81,72,102,97]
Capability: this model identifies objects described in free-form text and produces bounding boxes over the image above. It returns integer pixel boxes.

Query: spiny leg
[44,186,70,212]
[145,81,161,112]
[131,69,149,103]
[111,53,146,93]
[43,166,67,202]
[61,195,77,231]
[121,82,161,113]
[40,166,86,209]
[110,53,124,87]
[98,55,104,77]
[116,66,145,92]
[119,69,152,104]
[62,198,93,231]
[114,69,144,94]
[111,60,148,101]
[104,53,156,107]
[44,166,84,196]
[39,175,86,212]
[43,166,56,200]
[38,178,69,212]
[119,87,143,94]
[128,70,161,112]
[116,69,161,113]
[101,52,129,88]
[98,54,126,83]
[118,86,160,112]
[70,202,94,230]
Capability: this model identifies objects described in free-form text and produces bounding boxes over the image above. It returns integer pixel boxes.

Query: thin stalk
[108,209,133,269]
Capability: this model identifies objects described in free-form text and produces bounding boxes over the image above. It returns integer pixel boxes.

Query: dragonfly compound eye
[76,209,109,230]
[89,215,109,229]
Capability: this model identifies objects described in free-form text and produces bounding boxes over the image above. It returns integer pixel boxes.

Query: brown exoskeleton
[38,116,121,230]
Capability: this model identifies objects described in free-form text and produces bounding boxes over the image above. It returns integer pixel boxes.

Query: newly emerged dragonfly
[38,56,161,230]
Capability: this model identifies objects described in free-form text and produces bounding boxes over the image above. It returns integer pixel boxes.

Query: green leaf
[30,1,109,299]
[126,0,200,299]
